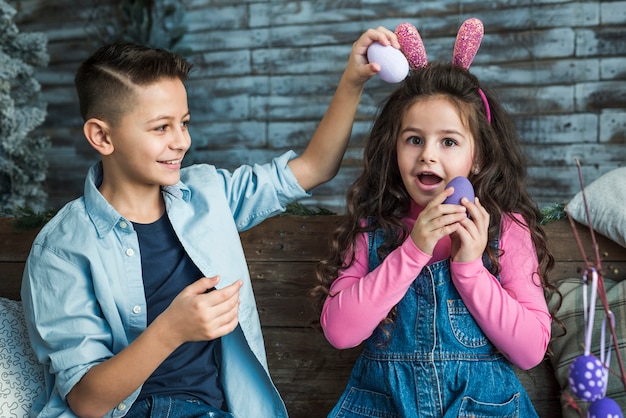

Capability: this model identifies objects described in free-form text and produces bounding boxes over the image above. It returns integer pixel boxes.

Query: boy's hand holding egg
[366,22,426,83]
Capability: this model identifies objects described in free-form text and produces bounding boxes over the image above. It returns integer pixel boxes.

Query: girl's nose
[419,142,437,163]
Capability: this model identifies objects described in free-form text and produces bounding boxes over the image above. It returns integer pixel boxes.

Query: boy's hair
[312,62,555,327]
[74,42,193,124]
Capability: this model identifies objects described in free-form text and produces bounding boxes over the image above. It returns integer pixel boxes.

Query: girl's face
[396,95,476,207]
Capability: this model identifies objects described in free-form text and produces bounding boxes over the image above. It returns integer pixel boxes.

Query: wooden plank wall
[9,0,626,213]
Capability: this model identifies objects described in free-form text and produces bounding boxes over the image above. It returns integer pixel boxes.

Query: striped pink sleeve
[450,214,551,370]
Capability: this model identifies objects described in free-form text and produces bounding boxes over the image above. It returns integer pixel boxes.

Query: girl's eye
[181,120,190,128]
[443,138,457,147]
[155,125,168,132]
[407,136,422,145]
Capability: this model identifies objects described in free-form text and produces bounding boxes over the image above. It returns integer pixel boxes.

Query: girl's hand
[159,276,242,348]
[344,26,401,86]
[449,196,490,262]
[410,188,468,255]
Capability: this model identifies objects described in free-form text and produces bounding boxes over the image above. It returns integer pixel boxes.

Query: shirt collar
[162,182,191,201]
[408,199,424,220]
[83,162,191,238]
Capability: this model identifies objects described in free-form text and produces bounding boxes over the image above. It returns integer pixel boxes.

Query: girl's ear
[83,118,114,156]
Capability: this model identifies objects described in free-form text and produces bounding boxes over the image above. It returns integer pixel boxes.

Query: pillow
[548,278,626,417]
[0,298,44,418]
[567,167,626,248]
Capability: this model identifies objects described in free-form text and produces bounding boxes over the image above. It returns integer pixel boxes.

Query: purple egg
[366,43,409,83]
[568,354,608,402]
[443,176,475,206]
[588,397,623,418]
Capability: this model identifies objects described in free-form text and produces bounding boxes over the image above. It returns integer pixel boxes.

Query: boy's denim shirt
[21,151,308,418]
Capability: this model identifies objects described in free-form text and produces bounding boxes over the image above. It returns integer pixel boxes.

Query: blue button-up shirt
[21,151,309,418]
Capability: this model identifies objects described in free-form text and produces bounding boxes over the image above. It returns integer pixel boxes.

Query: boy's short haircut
[74,42,193,124]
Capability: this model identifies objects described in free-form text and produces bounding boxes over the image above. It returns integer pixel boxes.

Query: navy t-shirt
[132,214,225,409]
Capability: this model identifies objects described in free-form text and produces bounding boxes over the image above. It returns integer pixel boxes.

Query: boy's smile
[396,95,475,207]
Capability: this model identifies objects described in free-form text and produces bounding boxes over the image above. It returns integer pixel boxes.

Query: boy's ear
[84,118,114,156]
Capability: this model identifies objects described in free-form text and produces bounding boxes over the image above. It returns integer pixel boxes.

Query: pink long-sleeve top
[320,204,551,370]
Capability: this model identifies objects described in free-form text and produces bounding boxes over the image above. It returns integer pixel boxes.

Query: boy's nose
[172,128,190,150]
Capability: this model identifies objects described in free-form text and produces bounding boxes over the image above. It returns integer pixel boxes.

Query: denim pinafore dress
[328,227,538,418]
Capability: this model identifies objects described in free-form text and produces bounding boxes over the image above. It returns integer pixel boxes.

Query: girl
[312,25,556,417]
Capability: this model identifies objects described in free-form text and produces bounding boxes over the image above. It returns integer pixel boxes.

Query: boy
[21,28,400,418]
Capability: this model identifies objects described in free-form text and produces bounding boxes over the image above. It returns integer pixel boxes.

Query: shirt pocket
[447,299,489,348]
[330,387,400,418]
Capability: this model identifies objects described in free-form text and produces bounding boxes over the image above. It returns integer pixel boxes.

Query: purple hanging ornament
[567,269,621,412]
[588,396,623,418]
[568,354,607,402]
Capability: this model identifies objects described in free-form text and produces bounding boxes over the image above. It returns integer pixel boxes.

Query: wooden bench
[2,216,626,417]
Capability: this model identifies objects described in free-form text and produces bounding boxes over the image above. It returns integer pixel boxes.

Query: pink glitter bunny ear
[395,22,428,70]
[452,18,484,70]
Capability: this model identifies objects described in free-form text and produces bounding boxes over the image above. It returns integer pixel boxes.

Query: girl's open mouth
[418,173,443,186]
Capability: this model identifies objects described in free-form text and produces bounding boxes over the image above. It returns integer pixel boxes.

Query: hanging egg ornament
[568,354,608,402]
[588,396,623,418]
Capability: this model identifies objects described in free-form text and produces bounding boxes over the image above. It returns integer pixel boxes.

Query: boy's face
[105,77,191,189]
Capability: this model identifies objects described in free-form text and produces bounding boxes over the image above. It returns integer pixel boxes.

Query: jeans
[125,396,234,418]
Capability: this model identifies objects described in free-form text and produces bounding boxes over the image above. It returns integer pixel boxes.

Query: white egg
[366,43,409,83]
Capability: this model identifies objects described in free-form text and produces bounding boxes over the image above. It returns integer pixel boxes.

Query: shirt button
[132,306,142,314]
[119,221,128,229]
[125,248,135,257]
[117,403,126,411]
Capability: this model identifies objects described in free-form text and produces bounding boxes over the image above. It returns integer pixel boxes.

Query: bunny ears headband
[367,18,491,123]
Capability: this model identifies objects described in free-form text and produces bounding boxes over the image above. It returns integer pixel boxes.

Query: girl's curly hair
[311,62,557,337]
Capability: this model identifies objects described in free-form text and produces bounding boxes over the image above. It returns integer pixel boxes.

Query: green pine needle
[284,202,336,216]
[540,202,567,225]
[10,207,57,230]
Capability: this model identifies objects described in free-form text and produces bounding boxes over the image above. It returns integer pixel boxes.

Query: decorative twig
[567,158,626,393]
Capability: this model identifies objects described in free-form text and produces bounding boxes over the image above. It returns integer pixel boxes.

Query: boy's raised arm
[288,27,400,191]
